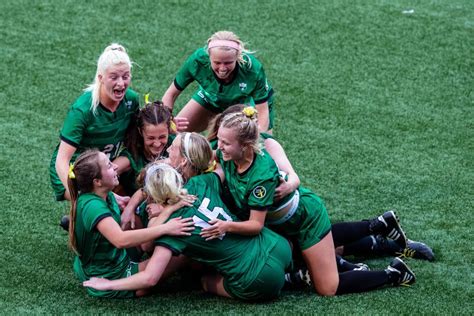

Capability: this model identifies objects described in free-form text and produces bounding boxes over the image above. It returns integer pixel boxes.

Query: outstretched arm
[55,141,77,200]
[83,246,173,291]
[97,215,193,249]
[162,83,182,111]
[255,102,270,133]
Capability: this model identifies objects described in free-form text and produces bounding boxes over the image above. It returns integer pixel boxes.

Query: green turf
[1,0,473,314]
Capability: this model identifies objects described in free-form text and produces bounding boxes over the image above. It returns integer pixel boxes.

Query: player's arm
[113,156,131,175]
[162,82,182,111]
[255,102,270,132]
[83,246,173,291]
[200,209,266,240]
[96,216,193,249]
[264,138,300,201]
[56,140,77,200]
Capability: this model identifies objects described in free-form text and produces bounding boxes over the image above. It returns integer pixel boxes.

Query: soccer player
[208,108,416,295]
[49,43,139,202]
[113,100,176,196]
[67,150,194,298]
[207,105,434,262]
[83,139,292,301]
[162,30,275,133]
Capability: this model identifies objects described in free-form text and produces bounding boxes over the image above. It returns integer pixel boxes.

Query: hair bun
[242,106,257,118]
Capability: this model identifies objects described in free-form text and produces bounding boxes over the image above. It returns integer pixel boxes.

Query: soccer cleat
[386,257,416,286]
[353,263,370,271]
[398,239,435,261]
[285,268,312,288]
[59,215,70,232]
[376,211,407,249]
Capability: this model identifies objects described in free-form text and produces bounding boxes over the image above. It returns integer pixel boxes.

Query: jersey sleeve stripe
[91,213,112,230]
[253,88,274,105]
[173,79,184,91]
[155,242,182,256]
[59,135,79,148]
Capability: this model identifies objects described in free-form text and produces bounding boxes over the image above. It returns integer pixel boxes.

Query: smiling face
[98,63,131,107]
[96,152,119,190]
[142,123,169,160]
[217,126,245,162]
[209,48,238,82]
[166,136,186,169]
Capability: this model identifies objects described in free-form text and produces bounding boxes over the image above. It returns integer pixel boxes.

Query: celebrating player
[208,107,416,295]
[50,43,138,203]
[162,30,275,133]
[83,137,292,301]
[68,150,194,298]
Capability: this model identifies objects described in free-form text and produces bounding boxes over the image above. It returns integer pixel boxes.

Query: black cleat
[377,211,407,249]
[386,257,416,286]
[398,239,435,261]
[60,215,70,232]
[285,268,312,288]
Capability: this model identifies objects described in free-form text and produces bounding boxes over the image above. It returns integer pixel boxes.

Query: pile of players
[50,31,434,300]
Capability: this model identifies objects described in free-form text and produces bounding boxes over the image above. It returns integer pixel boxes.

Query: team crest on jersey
[239,82,247,91]
[253,186,266,199]
[126,101,132,109]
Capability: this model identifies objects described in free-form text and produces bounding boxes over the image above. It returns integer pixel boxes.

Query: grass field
[1,0,473,314]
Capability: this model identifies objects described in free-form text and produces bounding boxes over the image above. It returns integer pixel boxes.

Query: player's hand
[162,195,196,215]
[174,117,189,132]
[114,193,130,211]
[274,177,295,202]
[200,219,228,241]
[162,217,195,236]
[146,203,164,219]
[83,277,112,291]
[121,206,136,230]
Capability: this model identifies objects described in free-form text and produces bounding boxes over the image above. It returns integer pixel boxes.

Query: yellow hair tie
[242,106,257,118]
[204,160,217,173]
[68,164,76,179]
[170,120,177,133]
[144,93,150,105]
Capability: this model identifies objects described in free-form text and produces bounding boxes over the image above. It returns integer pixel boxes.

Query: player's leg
[201,274,232,298]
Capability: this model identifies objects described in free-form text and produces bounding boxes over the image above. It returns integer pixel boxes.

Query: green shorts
[269,187,332,251]
[191,89,275,130]
[49,148,66,201]
[79,261,139,299]
[224,237,291,301]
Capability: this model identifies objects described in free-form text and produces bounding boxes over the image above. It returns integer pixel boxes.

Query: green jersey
[174,48,274,113]
[117,134,176,195]
[49,89,139,200]
[216,149,280,220]
[73,192,130,282]
[155,173,283,294]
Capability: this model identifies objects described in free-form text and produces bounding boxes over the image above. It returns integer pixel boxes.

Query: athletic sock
[336,270,390,295]
[342,235,404,256]
[331,221,371,247]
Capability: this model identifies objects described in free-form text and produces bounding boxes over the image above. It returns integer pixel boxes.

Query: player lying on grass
[207,104,434,263]
[68,150,194,298]
[208,108,416,295]
[84,150,292,301]
[162,30,275,133]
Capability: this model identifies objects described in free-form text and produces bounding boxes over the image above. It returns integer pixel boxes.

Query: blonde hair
[144,163,186,205]
[206,31,253,67]
[85,43,132,114]
[207,104,246,142]
[178,132,213,174]
[220,108,261,154]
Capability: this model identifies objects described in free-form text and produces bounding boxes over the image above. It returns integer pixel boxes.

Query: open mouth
[113,88,125,98]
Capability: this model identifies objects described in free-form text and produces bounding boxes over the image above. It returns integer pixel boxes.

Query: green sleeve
[60,106,89,147]
[174,49,204,90]
[247,178,277,210]
[81,198,112,232]
[252,65,272,105]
